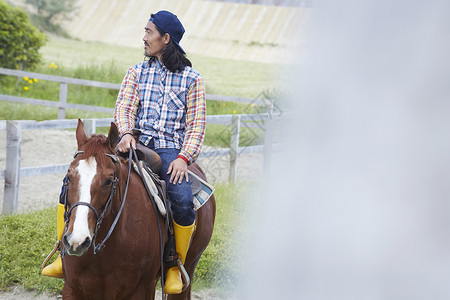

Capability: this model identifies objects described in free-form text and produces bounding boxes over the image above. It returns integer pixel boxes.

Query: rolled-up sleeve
[114,67,140,136]
[178,76,206,164]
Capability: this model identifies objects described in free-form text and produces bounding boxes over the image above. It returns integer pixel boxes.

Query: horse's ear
[76,119,87,149]
[107,122,120,151]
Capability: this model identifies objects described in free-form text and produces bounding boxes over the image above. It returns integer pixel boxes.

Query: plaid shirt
[114,58,206,164]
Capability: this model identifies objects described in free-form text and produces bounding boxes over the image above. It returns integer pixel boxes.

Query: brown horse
[61,119,216,300]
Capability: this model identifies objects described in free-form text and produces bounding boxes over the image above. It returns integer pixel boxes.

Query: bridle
[63,149,132,255]
[62,146,166,298]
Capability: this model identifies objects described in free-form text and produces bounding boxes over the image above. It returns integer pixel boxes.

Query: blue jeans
[148,144,195,226]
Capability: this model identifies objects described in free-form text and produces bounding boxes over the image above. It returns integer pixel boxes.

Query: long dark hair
[153,24,192,73]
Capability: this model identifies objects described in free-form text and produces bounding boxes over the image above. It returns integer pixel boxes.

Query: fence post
[58,82,68,119]
[2,121,21,215]
[229,115,241,183]
[263,118,273,173]
[84,119,96,137]
[263,99,274,173]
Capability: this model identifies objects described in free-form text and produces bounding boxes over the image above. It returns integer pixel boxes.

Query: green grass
[0,207,64,294]
[0,182,249,295]
[192,182,250,293]
[38,36,281,98]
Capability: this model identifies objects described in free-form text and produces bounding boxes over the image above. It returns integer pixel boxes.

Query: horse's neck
[101,164,161,245]
[115,163,152,217]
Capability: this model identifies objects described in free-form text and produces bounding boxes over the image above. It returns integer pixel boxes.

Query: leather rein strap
[93,150,132,254]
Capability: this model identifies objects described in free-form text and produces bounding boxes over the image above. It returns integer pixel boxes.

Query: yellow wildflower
[24,86,29,91]
[33,78,38,82]
[23,76,29,81]
[233,110,237,114]
[28,79,33,84]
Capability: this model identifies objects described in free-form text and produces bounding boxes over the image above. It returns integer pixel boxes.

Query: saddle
[133,143,214,214]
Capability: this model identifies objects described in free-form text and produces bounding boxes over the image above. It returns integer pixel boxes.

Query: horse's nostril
[62,234,70,247]
[81,237,91,249]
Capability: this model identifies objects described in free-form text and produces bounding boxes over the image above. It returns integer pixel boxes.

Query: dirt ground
[0,286,59,300]
[0,286,230,300]
[0,128,261,299]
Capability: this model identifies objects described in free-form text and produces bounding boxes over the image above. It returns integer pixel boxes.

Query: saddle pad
[133,161,167,216]
[188,170,215,211]
[134,161,215,215]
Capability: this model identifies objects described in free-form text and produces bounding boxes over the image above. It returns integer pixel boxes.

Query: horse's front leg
[128,278,157,300]
[62,285,82,300]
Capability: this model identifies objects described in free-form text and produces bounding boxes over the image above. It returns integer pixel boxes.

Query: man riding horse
[42,10,206,295]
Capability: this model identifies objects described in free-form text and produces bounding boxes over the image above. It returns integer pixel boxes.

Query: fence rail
[0,67,262,119]
[1,115,275,215]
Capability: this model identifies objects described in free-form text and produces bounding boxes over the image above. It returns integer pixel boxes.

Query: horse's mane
[82,134,110,165]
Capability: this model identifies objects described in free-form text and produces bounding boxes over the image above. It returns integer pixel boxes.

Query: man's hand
[168,157,188,184]
[117,134,136,153]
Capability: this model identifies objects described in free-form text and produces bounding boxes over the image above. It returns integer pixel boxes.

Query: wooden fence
[0,68,277,215]
[0,67,260,118]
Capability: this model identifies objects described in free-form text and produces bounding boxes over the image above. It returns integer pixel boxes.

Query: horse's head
[62,119,120,256]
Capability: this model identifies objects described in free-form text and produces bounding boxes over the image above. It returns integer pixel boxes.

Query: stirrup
[177,259,190,292]
[41,240,60,271]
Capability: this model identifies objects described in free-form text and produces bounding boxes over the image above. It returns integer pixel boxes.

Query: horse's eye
[104,178,113,186]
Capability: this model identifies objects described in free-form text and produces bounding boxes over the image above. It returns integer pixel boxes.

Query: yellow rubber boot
[164,221,195,294]
[41,203,65,278]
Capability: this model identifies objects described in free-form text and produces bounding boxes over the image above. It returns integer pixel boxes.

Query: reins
[92,150,132,254]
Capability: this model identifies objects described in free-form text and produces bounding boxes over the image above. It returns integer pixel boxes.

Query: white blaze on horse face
[70,157,97,250]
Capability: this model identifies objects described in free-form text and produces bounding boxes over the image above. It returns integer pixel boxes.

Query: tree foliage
[26,0,78,27]
[0,0,46,70]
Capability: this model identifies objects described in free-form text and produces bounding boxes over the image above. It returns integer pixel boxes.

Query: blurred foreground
[240,0,450,299]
